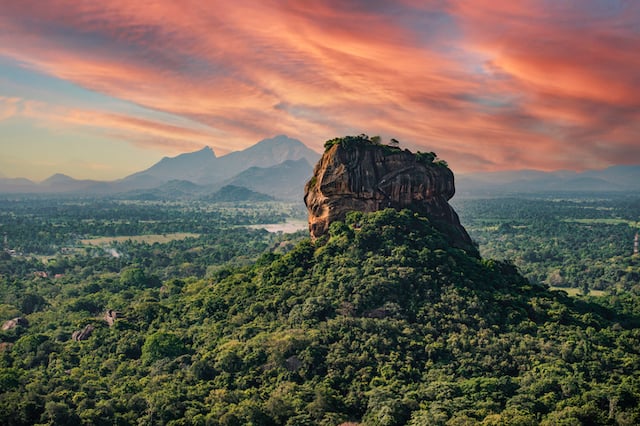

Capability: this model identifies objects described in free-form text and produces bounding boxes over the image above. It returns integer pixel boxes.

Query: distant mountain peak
[126,145,218,184]
[248,135,318,152]
[233,135,319,162]
[159,145,216,163]
[199,145,215,155]
[42,173,76,185]
[117,135,320,192]
[256,134,297,144]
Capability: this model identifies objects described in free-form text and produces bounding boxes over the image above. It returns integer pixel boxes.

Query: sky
[0,0,639,181]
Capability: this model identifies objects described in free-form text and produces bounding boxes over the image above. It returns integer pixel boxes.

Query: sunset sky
[1,0,639,181]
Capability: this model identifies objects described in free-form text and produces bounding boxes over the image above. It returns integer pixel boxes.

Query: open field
[80,232,200,246]
[550,286,606,297]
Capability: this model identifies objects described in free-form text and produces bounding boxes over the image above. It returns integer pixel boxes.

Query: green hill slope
[1,210,639,425]
[205,185,275,202]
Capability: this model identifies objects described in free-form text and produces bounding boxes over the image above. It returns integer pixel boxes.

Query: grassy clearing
[550,286,606,297]
[81,233,200,246]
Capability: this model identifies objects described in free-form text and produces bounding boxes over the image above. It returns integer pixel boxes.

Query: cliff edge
[304,136,474,251]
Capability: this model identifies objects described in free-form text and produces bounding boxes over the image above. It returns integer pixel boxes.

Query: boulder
[72,324,95,341]
[1,317,28,331]
[104,309,119,327]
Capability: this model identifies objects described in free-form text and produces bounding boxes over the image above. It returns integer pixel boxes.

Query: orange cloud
[0,0,638,173]
[448,0,640,169]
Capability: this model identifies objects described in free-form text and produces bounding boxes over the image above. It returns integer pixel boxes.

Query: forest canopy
[1,207,639,425]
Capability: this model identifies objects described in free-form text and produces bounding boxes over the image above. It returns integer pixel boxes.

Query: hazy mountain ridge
[0,177,38,193]
[222,158,313,201]
[457,164,640,195]
[196,135,319,185]
[204,185,275,202]
[124,146,217,184]
[121,134,318,187]
[0,135,320,199]
[2,137,638,198]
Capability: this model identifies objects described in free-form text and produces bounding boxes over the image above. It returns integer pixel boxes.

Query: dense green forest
[0,198,304,256]
[453,195,640,293]
[1,194,639,425]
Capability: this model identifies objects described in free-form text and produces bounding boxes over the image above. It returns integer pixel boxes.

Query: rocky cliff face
[304,139,474,251]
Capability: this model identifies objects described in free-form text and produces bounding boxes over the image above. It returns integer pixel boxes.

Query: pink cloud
[0,97,21,121]
[450,0,640,169]
[0,0,638,172]
[14,100,222,154]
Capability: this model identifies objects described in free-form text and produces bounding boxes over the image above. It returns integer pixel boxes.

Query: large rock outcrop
[304,137,474,250]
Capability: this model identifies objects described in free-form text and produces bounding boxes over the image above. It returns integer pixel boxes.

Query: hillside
[224,158,313,201]
[116,179,208,201]
[1,209,638,425]
[124,146,217,185]
[206,185,275,202]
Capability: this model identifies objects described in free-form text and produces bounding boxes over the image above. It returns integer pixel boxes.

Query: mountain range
[1,135,639,200]
[0,135,320,200]
[123,134,319,188]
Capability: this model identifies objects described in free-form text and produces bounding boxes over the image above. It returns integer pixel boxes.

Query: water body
[248,220,307,233]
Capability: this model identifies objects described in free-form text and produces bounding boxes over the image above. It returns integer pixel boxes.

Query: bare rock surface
[104,309,119,327]
[304,138,473,250]
[72,324,95,341]
[1,317,28,331]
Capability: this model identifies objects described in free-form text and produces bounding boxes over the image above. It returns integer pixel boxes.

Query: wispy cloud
[0,0,638,172]
[450,0,640,169]
[0,97,21,121]
[15,100,222,155]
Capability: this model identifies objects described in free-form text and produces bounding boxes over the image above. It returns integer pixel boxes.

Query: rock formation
[304,136,474,250]
[2,317,28,331]
[72,324,95,341]
[104,309,120,327]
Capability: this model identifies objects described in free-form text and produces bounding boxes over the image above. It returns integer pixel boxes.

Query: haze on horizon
[1,0,639,181]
